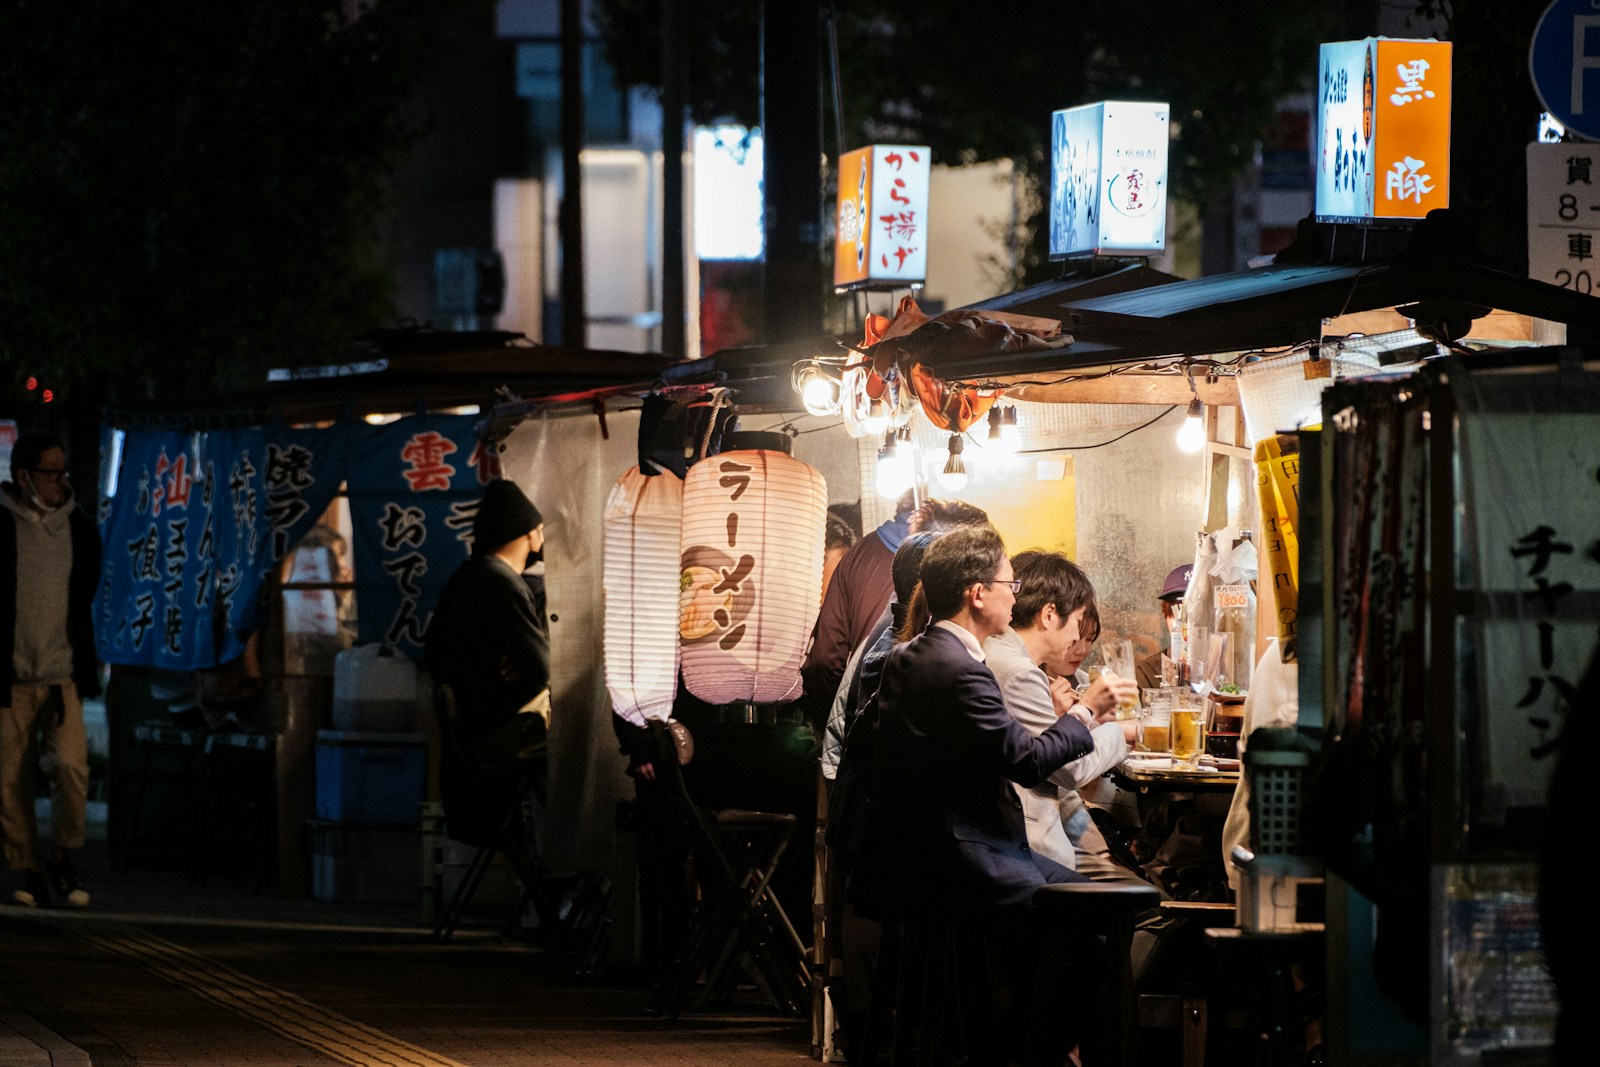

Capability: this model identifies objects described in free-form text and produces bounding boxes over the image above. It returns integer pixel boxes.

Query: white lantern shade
[679,449,828,705]
[603,466,684,726]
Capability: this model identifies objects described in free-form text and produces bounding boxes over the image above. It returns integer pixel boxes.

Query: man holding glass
[982,551,1137,875]
[2,430,101,909]
[848,526,1107,1062]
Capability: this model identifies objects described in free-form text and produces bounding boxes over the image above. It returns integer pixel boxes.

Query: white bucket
[332,643,419,733]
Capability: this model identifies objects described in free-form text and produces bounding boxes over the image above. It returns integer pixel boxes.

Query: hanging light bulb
[987,404,1020,454]
[940,433,968,491]
[1176,397,1206,453]
[795,366,841,416]
[876,428,914,499]
[861,396,891,436]
[986,405,1005,447]
[1000,405,1021,450]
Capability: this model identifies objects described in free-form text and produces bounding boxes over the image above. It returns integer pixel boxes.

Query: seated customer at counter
[983,551,1138,876]
[847,526,1102,1062]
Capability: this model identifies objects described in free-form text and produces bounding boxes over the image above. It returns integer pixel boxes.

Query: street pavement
[0,839,814,1067]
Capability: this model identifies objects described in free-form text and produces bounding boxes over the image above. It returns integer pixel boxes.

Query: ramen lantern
[679,436,828,705]
[603,466,684,726]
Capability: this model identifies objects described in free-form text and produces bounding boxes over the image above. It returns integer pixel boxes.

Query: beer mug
[1172,707,1205,767]
[1140,708,1173,754]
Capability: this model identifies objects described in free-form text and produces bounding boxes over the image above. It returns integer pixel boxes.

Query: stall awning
[914,256,1600,383]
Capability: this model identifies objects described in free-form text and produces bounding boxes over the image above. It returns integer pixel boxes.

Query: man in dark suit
[849,524,1097,918]
[847,524,1106,1063]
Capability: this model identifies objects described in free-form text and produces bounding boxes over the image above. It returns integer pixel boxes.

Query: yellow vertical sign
[1255,435,1301,656]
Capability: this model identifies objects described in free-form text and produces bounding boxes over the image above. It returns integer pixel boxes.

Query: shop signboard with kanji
[1315,37,1452,224]
[1048,101,1169,260]
[345,416,499,659]
[832,144,931,290]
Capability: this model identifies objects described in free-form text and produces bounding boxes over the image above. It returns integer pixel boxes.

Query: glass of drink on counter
[1140,707,1172,754]
[1172,707,1206,767]
[1106,639,1139,720]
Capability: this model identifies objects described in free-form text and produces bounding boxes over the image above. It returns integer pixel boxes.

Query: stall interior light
[861,397,891,436]
[985,403,1021,453]
[795,366,842,416]
[1176,397,1206,453]
[876,427,915,499]
[1000,405,1021,449]
[939,433,968,491]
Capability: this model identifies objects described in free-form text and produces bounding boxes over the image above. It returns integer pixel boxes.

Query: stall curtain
[1454,353,1600,823]
[499,408,645,876]
[94,424,346,670]
[344,415,494,660]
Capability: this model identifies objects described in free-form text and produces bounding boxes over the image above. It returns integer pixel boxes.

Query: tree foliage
[594,0,1344,283]
[0,0,466,405]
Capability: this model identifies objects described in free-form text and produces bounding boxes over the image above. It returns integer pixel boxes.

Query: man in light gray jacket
[983,550,1137,876]
[2,430,102,909]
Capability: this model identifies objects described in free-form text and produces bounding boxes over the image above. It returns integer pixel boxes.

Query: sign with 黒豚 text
[1315,37,1452,224]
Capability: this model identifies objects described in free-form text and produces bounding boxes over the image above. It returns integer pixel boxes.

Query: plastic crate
[1244,748,1310,856]
[308,819,420,904]
[315,730,427,824]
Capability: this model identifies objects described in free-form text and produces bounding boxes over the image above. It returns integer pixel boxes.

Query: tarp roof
[914,256,1600,382]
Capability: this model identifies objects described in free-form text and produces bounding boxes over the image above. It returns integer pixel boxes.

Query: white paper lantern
[603,466,684,726]
[679,447,828,705]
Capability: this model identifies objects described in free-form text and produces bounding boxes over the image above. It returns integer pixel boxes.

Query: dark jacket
[1,487,102,705]
[847,624,1094,921]
[424,554,549,749]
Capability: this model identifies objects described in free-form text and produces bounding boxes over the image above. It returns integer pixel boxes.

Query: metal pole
[559,0,587,348]
[661,0,687,360]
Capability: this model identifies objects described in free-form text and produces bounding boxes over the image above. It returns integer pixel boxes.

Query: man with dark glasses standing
[1,430,101,908]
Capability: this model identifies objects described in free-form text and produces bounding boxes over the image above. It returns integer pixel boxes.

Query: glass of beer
[1172,707,1205,767]
[1140,708,1172,754]
[1106,639,1139,720]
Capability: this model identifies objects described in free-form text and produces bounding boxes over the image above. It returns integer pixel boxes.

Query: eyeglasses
[982,578,1022,593]
[29,467,69,480]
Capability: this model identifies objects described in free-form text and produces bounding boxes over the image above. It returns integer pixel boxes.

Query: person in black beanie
[424,479,550,847]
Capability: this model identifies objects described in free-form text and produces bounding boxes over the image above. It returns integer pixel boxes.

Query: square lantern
[1049,101,1170,260]
[1315,37,1452,224]
[833,144,932,291]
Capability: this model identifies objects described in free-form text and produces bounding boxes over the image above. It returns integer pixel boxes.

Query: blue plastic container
[315,730,428,824]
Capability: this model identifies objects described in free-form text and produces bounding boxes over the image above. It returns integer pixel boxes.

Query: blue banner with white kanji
[93,424,345,669]
[214,423,348,661]
[345,415,500,659]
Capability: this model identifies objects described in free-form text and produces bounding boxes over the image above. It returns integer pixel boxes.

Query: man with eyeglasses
[846,525,1102,1062]
[2,430,102,908]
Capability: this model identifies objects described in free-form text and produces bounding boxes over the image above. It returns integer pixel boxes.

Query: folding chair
[431,683,555,941]
[646,720,810,1020]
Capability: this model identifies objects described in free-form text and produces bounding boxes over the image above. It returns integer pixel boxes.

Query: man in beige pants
[2,430,102,908]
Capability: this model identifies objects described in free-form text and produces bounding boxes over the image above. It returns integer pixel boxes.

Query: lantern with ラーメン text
[603,466,684,726]
[678,435,828,705]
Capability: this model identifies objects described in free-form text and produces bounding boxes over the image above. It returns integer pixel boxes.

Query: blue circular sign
[1530,0,1600,141]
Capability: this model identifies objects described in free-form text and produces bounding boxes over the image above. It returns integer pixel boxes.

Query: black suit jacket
[847,624,1095,920]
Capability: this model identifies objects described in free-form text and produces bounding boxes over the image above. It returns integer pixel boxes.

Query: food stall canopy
[913,254,1600,383]
[895,210,1600,387]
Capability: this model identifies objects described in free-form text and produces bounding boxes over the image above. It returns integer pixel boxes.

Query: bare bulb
[1176,398,1206,453]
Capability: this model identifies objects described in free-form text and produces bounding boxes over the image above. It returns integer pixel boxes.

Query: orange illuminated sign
[1316,38,1451,223]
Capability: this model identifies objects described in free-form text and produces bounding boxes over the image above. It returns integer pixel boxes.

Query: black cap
[473,479,543,552]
